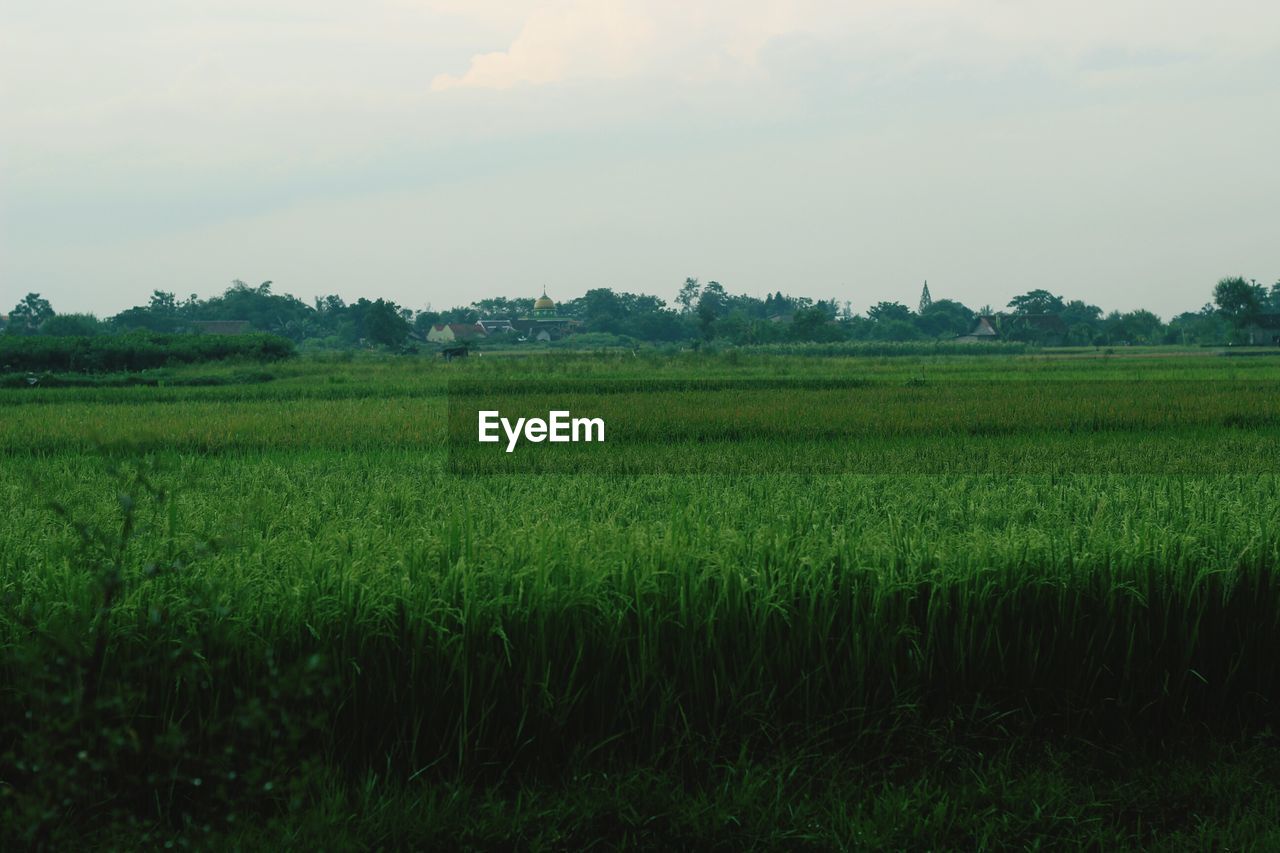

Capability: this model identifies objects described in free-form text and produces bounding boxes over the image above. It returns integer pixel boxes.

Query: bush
[739,340,1032,357]
[0,333,295,373]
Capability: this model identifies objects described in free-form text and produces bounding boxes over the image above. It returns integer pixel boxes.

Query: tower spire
[918,280,932,313]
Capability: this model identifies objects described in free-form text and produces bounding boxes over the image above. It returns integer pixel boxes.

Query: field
[4,349,1280,848]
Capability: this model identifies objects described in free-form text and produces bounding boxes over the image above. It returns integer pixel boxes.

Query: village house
[1245,315,1280,346]
[476,319,515,335]
[956,316,1000,343]
[426,323,487,344]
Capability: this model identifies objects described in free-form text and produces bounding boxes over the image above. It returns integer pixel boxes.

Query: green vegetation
[5,274,1279,350]
[3,349,1280,847]
[0,331,294,374]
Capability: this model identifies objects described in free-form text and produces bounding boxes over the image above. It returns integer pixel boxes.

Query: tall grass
[3,351,1280,842]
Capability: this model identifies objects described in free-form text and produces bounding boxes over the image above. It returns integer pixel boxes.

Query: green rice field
[4,349,1280,848]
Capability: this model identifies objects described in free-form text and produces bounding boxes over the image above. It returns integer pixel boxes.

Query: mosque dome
[534,291,555,312]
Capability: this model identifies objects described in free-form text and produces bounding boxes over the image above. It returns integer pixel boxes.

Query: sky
[2,1,1277,319]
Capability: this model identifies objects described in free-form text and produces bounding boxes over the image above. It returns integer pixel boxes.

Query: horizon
[4,276,1263,323]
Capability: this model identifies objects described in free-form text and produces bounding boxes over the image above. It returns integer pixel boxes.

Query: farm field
[4,349,1280,848]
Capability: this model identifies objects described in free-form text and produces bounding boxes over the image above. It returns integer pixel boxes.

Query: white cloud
[428,0,1280,91]
[429,1,818,91]
[431,1,658,91]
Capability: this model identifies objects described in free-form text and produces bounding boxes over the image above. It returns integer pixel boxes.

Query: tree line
[4,276,1278,347]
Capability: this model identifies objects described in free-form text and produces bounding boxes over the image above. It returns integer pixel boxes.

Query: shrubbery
[0,333,295,373]
[738,340,1032,357]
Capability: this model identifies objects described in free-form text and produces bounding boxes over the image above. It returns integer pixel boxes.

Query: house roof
[967,316,999,337]
[432,323,486,338]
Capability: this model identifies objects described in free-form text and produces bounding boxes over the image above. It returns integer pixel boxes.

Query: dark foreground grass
[255,741,1280,851]
[46,736,1280,849]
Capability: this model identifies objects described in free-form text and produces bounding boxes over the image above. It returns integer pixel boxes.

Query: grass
[2,348,1280,847]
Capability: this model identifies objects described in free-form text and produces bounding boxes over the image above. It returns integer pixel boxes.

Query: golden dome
[533,291,555,311]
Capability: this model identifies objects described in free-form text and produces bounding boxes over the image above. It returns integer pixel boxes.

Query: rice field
[4,349,1280,848]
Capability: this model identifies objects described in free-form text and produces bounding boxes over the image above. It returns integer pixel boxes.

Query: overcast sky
[2,1,1277,318]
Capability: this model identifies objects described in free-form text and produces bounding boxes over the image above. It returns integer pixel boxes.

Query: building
[426,323,487,344]
[1245,315,1280,346]
[533,289,557,318]
[918,281,932,314]
[511,288,578,341]
[476,319,515,335]
[956,316,999,343]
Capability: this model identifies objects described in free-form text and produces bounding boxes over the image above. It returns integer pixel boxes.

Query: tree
[1214,276,1265,328]
[916,299,974,338]
[676,278,701,314]
[715,310,752,345]
[1060,299,1102,327]
[148,290,179,315]
[791,305,842,342]
[1102,310,1164,345]
[1059,299,1104,345]
[580,288,625,333]
[867,302,913,324]
[471,297,534,319]
[1007,289,1065,315]
[41,314,104,336]
[864,302,920,341]
[7,293,55,335]
[1166,304,1230,345]
[359,299,410,347]
[695,281,727,339]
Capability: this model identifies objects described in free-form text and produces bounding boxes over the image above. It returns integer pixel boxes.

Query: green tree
[360,299,411,347]
[696,281,727,339]
[915,299,974,338]
[867,302,913,324]
[1165,305,1230,345]
[1102,310,1165,345]
[7,293,55,335]
[148,290,179,315]
[1007,289,1065,315]
[580,288,625,333]
[791,305,843,342]
[715,310,752,344]
[41,314,104,336]
[471,297,534,318]
[676,278,701,314]
[1214,277,1265,328]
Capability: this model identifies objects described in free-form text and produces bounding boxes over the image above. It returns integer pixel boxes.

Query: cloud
[429,1,814,91]
[428,0,1280,92]
[431,1,657,91]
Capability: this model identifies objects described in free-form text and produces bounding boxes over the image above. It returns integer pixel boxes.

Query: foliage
[40,313,105,337]
[6,293,55,335]
[1214,276,1267,327]
[0,332,295,373]
[19,274,1278,349]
